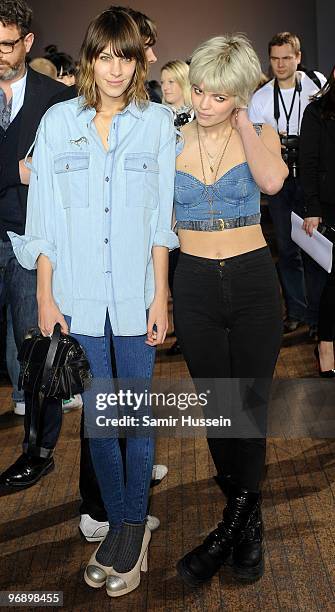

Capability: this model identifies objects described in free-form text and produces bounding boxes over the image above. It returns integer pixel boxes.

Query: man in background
[249,32,327,338]
[0,0,65,487]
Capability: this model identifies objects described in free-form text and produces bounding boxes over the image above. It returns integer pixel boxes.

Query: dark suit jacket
[300,98,335,224]
[0,67,72,230]
[1,67,66,190]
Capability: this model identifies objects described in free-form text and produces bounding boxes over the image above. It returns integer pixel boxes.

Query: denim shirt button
[143,163,147,169]
[104,238,108,244]
[65,164,69,170]
[105,207,109,213]
[105,176,110,182]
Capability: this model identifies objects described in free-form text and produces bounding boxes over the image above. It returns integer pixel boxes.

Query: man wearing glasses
[0,1,65,488]
[249,32,326,339]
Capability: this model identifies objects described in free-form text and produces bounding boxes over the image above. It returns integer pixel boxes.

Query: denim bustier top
[174,162,261,231]
[174,124,262,231]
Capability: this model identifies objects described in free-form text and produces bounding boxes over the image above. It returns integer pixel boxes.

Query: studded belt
[176,214,261,231]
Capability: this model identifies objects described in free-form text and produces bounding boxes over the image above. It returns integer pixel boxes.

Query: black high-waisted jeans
[173,246,282,492]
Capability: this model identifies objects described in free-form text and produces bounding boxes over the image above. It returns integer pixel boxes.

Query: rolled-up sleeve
[8,119,57,270]
[153,112,179,250]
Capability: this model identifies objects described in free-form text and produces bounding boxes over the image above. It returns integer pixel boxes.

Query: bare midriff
[178,225,267,259]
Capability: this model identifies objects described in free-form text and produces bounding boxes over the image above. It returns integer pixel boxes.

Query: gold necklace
[197,123,232,215]
[95,115,112,146]
[197,123,232,183]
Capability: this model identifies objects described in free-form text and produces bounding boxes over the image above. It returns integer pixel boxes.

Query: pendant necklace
[197,122,233,213]
[199,139,224,173]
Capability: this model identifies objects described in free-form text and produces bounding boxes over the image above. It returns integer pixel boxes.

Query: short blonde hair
[161,60,192,107]
[189,34,262,106]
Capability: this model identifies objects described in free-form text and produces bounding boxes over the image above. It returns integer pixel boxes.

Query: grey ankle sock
[95,527,121,566]
[113,522,146,573]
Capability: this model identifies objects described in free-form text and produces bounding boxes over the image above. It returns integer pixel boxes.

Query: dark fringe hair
[77,8,148,111]
[0,0,32,36]
[311,65,335,120]
[111,6,157,47]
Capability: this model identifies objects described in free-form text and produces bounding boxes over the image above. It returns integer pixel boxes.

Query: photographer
[249,32,326,337]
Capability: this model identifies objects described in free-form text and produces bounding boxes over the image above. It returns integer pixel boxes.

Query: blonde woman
[161,59,194,123]
[173,35,288,587]
[9,8,177,598]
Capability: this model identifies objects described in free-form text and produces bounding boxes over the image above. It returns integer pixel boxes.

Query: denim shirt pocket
[54,152,90,208]
[124,153,159,209]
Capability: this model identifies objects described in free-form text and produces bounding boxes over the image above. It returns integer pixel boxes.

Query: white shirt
[9,70,27,122]
[248,71,326,135]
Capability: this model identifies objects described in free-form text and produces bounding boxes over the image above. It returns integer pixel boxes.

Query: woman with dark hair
[300,65,335,375]
[9,8,177,597]
[44,45,77,86]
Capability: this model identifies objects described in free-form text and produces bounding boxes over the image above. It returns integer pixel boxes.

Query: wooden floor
[0,315,334,612]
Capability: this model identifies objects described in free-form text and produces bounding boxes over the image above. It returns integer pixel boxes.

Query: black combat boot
[232,496,264,582]
[176,484,260,588]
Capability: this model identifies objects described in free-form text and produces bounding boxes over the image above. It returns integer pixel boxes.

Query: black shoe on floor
[283,318,304,333]
[176,485,260,587]
[0,454,54,491]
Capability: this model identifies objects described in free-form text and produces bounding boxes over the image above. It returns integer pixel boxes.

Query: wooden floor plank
[1,292,335,610]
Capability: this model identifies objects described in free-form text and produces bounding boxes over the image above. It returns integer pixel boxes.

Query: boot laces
[219,493,260,539]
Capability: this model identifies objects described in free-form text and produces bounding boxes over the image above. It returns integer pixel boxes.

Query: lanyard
[273,77,302,135]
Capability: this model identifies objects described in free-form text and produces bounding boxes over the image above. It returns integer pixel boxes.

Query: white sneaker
[146,514,160,531]
[79,514,109,542]
[79,513,160,542]
[151,464,168,484]
[14,402,25,416]
[62,394,83,413]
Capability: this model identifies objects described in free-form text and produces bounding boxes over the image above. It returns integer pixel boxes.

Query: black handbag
[18,323,92,454]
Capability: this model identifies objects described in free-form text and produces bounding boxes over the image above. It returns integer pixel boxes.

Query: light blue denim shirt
[8,97,179,337]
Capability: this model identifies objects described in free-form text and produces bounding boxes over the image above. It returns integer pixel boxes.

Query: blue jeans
[6,306,25,404]
[64,313,155,528]
[0,239,36,408]
[268,178,327,325]
[0,240,37,350]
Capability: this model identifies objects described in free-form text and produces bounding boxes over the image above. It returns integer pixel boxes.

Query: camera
[280,134,300,178]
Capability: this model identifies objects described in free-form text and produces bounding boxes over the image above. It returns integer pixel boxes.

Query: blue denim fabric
[268,178,327,324]
[0,239,34,406]
[174,162,261,230]
[9,98,179,337]
[0,239,37,348]
[64,314,155,528]
[6,306,24,404]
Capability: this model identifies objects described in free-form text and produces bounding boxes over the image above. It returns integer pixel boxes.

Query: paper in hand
[291,212,333,273]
